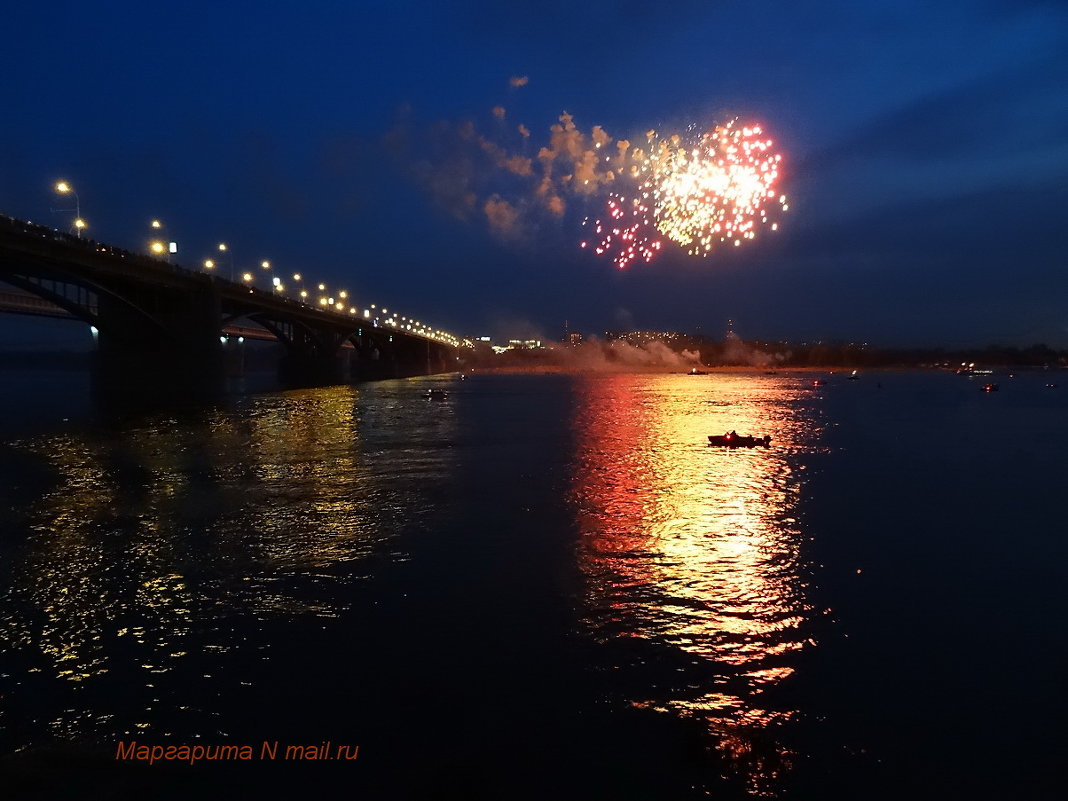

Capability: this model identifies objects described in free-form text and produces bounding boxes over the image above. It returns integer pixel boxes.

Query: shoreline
[457,365,900,376]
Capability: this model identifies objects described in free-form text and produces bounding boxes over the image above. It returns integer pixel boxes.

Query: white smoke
[551,338,702,372]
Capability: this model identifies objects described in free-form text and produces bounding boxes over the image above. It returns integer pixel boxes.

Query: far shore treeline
[1,336,1066,372]
[461,336,1068,371]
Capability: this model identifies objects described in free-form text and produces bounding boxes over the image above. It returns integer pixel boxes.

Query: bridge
[0,213,460,391]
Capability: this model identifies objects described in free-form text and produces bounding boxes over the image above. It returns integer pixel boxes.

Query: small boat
[425,388,448,400]
[847,370,860,380]
[688,367,707,375]
[980,383,999,392]
[708,432,772,448]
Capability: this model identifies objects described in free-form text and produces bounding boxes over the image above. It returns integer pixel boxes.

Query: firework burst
[580,193,662,270]
[583,120,786,268]
[647,121,786,255]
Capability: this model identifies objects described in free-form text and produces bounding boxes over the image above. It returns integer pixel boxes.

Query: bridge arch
[1,271,168,341]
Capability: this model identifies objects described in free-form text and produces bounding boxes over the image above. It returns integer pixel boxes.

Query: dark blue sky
[2,0,1066,346]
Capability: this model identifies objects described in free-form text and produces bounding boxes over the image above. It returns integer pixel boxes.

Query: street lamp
[149,220,177,260]
[218,243,234,281]
[149,220,166,258]
[54,180,83,237]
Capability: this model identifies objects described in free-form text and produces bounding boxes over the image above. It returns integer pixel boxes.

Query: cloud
[796,55,1068,226]
[492,105,506,120]
[483,194,520,238]
[518,124,530,138]
[509,75,529,88]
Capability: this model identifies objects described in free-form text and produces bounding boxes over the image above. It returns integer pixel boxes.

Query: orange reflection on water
[571,373,822,796]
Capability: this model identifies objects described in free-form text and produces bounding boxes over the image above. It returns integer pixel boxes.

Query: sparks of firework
[581,193,663,270]
[580,120,786,268]
[647,121,786,255]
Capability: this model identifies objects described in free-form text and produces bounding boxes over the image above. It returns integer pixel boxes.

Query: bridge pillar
[276,326,351,387]
[92,283,225,398]
[346,335,457,381]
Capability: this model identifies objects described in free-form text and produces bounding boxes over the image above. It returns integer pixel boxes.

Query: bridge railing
[1,212,459,346]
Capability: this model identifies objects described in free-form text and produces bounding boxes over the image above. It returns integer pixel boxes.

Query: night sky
[2,0,1066,347]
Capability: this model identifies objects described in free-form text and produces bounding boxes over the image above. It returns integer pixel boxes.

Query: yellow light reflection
[3,387,459,743]
[571,373,823,795]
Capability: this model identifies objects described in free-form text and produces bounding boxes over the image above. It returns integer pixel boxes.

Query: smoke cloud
[489,339,704,372]
[483,194,521,238]
[388,84,652,244]
[566,339,703,371]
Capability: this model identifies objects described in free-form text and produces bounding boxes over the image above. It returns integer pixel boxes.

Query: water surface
[1,369,1066,799]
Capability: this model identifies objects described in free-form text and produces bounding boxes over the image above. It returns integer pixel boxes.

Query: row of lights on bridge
[50,179,460,347]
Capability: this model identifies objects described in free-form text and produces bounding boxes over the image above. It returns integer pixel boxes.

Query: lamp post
[54,180,84,238]
[218,243,234,281]
[148,219,177,261]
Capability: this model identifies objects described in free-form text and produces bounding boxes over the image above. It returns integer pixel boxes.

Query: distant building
[604,330,682,344]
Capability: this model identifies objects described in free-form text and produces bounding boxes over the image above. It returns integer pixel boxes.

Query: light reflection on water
[0,383,457,747]
[570,373,827,795]
[3,369,1066,797]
